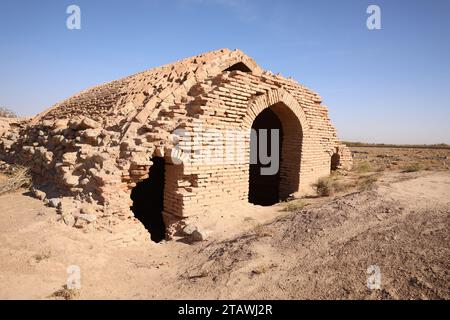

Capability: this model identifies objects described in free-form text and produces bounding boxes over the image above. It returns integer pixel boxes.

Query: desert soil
[0,147,449,300]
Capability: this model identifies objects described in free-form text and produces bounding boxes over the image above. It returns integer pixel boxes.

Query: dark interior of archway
[249,108,283,206]
[224,62,252,73]
[331,153,340,171]
[130,157,166,243]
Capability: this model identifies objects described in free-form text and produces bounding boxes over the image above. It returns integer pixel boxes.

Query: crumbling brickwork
[0,49,352,239]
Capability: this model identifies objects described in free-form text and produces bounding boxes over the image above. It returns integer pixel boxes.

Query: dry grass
[355,174,380,190]
[33,251,51,263]
[312,177,333,197]
[283,199,308,212]
[251,265,269,275]
[402,163,424,173]
[49,285,80,300]
[312,171,380,198]
[352,162,373,173]
[344,141,450,150]
[331,179,350,193]
[253,224,274,238]
[0,166,31,195]
[251,263,278,276]
[350,146,450,172]
[0,107,17,118]
[312,175,349,197]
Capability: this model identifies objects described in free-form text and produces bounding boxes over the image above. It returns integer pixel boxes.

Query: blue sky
[0,0,449,144]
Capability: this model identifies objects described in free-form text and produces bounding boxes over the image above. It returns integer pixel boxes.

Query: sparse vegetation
[351,146,450,172]
[33,251,51,263]
[331,180,350,193]
[353,162,373,173]
[355,174,379,190]
[49,285,80,300]
[0,145,449,300]
[283,199,308,212]
[344,141,450,150]
[0,107,17,118]
[313,177,334,197]
[402,163,424,173]
[251,265,269,275]
[0,166,32,195]
[312,170,381,197]
[253,224,274,238]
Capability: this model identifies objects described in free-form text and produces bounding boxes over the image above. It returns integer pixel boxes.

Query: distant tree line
[0,107,17,118]
[344,141,450,150]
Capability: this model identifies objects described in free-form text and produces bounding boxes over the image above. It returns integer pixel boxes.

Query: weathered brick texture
[0,49,352,237]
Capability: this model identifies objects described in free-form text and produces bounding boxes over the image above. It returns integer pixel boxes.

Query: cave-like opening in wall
[331,153,340,171]
[130,157,166,243]
[248,102,303,206]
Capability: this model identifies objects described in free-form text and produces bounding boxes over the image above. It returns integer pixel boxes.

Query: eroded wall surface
[0,49,352,237]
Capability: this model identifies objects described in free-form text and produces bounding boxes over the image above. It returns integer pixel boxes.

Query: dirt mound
[177,173,450,299]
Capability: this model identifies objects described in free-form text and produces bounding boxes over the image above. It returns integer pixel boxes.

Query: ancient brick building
[0,49,352,241]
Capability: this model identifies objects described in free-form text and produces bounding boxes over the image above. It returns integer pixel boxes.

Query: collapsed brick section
[0,49,352,240]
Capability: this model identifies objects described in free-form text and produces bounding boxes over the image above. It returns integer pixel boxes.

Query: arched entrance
[331,153,340,171]
[130,157,166,243]
[249,108,283,205]
[248,102,303,205]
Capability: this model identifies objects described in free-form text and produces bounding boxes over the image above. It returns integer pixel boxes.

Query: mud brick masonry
[0,49,352,240]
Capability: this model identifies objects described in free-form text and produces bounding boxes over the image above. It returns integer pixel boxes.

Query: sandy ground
[0,167,448,300]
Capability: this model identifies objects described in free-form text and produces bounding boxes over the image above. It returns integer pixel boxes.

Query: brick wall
[0,49,352,237]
